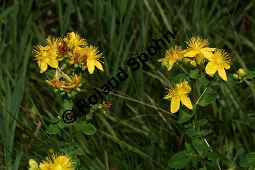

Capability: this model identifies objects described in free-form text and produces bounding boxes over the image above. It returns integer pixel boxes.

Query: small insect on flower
[164,81,193,113]
[184,36,215,60]
[39,153,75,170]
[205,49,230,81]
[158,46,185,71]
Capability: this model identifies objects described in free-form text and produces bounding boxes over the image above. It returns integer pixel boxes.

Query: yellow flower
[46,37,64,61]
[33,37,62,73]
[33,45,59,73]
[84,45,104,74]
[164,81,192,113]
[205,49,230,81]
[28,159,39,170]
[63,32,87,50]
[158,46,184,71]
[39,153,74,170]
[184,36,215,59]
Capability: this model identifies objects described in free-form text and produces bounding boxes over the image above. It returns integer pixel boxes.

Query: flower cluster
[33,32,104,94]
[159,36,231,113]
[158,36,231,81]
[29,153,75,170]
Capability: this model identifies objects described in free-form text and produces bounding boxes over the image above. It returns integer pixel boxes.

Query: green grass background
[0,0,255,169]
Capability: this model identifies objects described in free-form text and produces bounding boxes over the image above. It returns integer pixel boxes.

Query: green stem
[195,86,208,105]
[68,125,74,144]
[179,64,190,75]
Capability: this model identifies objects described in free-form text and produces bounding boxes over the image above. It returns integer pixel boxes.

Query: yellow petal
[170,97,180,113]
[38,61,48,73]
[87,59,95,74]
[163,93,171,99]
[201,50,213,60]
[203,47,216,52]
[184,50,198,57]
[181,81,191,93]
[95,61,104,71]
[47,59,58,68]
[218,68,227,81]
[205,62,217,76]
[224,63,230,69]
[180,95,192,109]
[167,62,174,71]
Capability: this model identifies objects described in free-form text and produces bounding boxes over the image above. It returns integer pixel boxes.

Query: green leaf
[168,151,190,169]
[185,128,197,138]
[192,138,210,158]
[177,110,194,123]
[63,100,73,110]
[185,143,195,154]
[50,117,60,124]
[46,69,55,78]
[58,120,67,129]
[197,130,213,137]
[60,145,85,155]
[198,92,217,106]
[46,124,61,134]
[240,152,255,167]
[198,75,211,86]
[74,121,97,135]
[173,73,190,83]
[207,151,219,165]
[245,71,255,79]
[196,119,208,127]
[190,69,199,79]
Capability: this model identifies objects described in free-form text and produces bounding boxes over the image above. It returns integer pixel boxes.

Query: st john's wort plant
[29,32,110,169]
[158,36,255,169]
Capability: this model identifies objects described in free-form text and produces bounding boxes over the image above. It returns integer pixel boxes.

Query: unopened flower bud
[182,58,191,65]
[237,68,246,77]
[189,60,196,67]
[177,58,183,62]
[29,159,38,170]
[233,74,239,80]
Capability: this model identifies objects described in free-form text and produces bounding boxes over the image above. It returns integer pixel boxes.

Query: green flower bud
[237,68,246,77]
[233,73,239,80]
[29,159,38,170]
[189,60,197,67]
[182,58,191,65]
[177,58,183,62]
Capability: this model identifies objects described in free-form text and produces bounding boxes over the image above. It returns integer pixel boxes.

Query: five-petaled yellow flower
[158,46,184,71]
[63,32,87,50]
[39,153,74,170]
[205,49,230,81]
[85,45,104,74]
[164,81,192,113]
[184,36,215,59]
